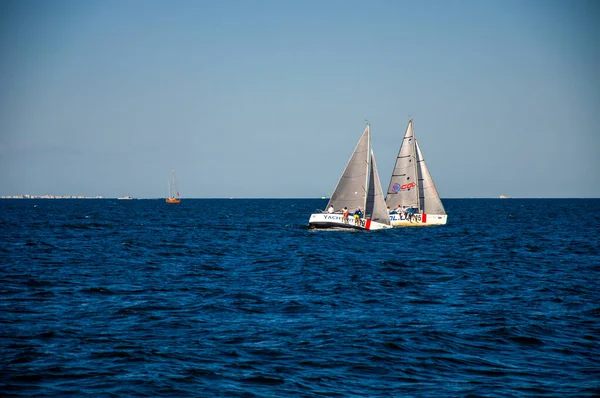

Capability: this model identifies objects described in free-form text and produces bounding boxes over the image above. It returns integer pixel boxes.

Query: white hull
[388,213,447,227]
[309,213,392,230]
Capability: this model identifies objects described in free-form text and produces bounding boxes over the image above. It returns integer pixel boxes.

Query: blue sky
[1,0,598,198]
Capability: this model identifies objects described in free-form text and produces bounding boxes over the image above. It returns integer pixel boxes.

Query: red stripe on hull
[365,219,371,230]
[422,213,427,223]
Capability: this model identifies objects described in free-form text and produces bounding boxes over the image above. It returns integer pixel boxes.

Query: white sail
[365,150,391,225]
[416,140,446,215]
[325,125,370,213]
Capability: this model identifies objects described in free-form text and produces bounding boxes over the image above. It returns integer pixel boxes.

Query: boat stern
[388,213,447,227]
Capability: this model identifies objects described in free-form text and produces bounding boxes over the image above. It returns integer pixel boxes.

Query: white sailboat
[385,118,447,226]
[166,170,181,204]
[308,124,391,230]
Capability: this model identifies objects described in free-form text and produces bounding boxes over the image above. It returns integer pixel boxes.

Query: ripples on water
[1,199,599,396]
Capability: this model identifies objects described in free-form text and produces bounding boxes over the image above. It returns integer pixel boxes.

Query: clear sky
[1,0,598,198]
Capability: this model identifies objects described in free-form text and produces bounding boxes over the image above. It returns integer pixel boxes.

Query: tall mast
[172,170,178,198]
[411,118,420,211]
[364,122,371,212]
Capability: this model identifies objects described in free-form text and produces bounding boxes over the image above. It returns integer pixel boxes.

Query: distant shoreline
[1,195,105,199]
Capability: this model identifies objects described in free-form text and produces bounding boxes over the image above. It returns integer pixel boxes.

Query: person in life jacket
[342,207,349,224]
[353,208,363,225]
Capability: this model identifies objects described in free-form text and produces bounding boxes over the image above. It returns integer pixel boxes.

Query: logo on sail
[391,183,401,193]
[401,182,416,191]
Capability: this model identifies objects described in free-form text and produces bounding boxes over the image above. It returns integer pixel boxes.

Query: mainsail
[386,119,445,215]
[326,126,370,213]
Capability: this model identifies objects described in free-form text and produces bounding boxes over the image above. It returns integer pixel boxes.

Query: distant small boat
[118,195,134,200]
[500,195,511,199]
[166,170,181,204]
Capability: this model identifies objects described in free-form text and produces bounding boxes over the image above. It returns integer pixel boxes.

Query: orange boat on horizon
[166,170,181,204]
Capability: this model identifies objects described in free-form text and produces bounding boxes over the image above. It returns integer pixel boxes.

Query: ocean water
[1,198,599,397]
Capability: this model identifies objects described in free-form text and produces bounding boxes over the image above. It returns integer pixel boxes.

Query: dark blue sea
[1,198,599,397]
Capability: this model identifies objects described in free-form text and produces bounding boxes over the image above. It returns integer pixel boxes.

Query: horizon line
[2,196,599,200]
